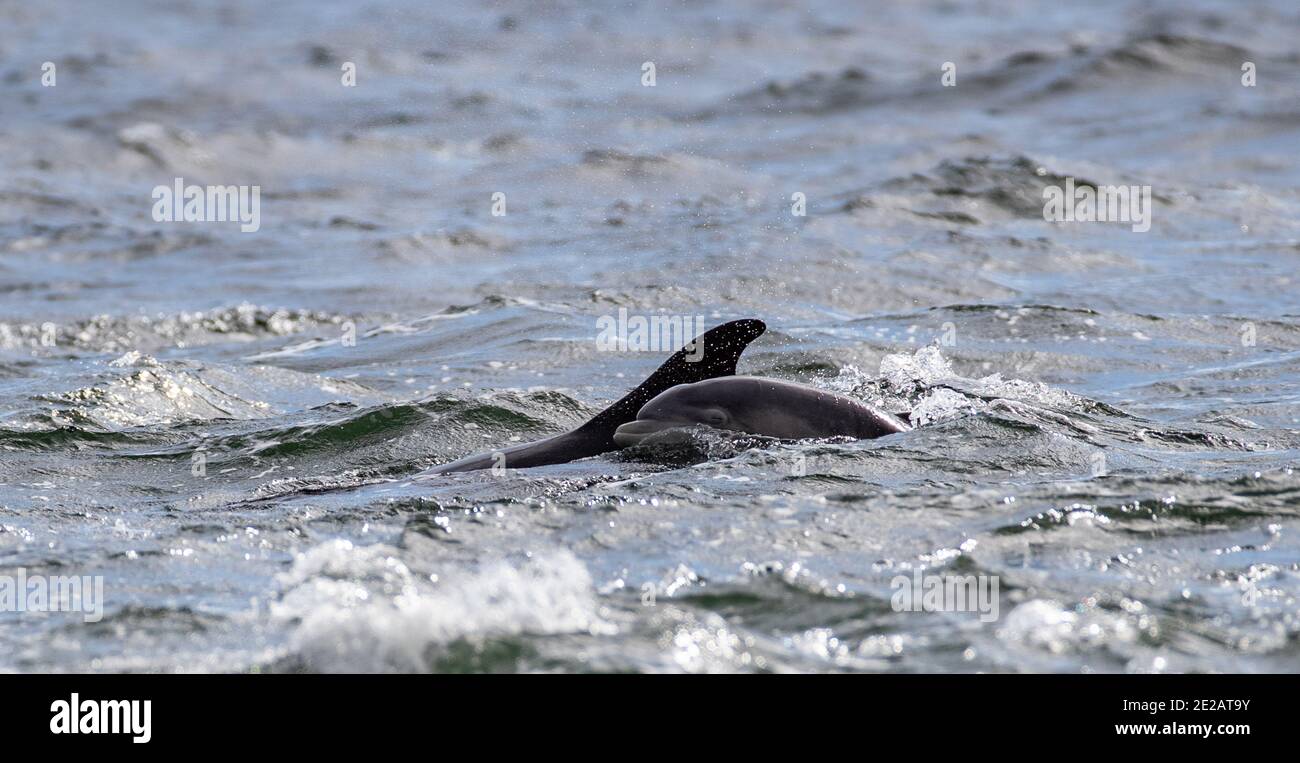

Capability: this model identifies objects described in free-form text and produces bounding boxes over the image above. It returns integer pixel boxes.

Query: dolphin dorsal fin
[576,318,766,440]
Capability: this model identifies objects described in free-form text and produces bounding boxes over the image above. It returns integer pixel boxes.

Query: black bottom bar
[1,673,1287,750]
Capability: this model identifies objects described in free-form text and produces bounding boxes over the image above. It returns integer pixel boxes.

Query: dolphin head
[612,379,742,447]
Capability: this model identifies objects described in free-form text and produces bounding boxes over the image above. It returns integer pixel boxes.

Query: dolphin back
[426,433,587,473]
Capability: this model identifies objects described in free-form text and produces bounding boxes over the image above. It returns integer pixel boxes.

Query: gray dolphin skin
[428,319,767,472]
[612,376,910,447]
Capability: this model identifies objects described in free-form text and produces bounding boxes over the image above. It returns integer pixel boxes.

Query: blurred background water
[1,0,1298,672]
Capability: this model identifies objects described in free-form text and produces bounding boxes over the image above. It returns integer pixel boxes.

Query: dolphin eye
[703,408,729,427]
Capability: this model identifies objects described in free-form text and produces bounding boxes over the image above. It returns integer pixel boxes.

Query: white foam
[272,539,610,672]
[907,386,983,427]
[997,599,1135,654]
[879,345,957,388]
[858,345,1093,424]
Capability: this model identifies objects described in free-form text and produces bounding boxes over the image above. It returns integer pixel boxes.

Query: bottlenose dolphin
[429,318,766,472]
[612,376,910,446]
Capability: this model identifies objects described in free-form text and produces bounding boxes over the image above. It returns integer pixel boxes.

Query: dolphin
[428,318,767,472]
[612,376,910,446]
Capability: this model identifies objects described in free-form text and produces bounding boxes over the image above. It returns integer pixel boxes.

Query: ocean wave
[33,353,381,430]
[0,303,353,354]
[699,33,1256,119]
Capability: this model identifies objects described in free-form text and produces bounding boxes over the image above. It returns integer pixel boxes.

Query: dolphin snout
[613,419,672,447]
